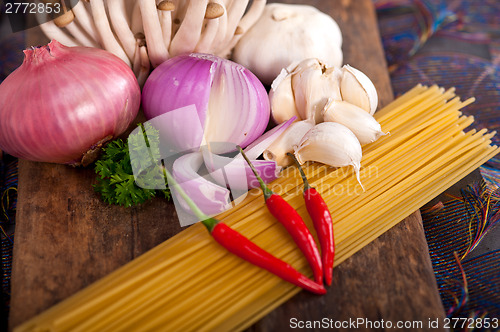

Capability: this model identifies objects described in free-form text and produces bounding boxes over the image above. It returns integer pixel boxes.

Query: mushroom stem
[169,0,208,57]
[219,0,266,57]
[195,21,219,53]
[64,19,100,47]
[130,1,143,34]
[35,7,79,46]
[157,1,175,51]
[137,44,151,87]
[210,0,228,55]
[132,40,142,77]
[107,0,136,60]
[195,2,222,53]
[39,21,79,46]
[237,0,267,33]
[52,0,97,47]
[90,0,131,66]
[222,0,247,45]
[72,0,100,43]
[140,0,169,67]
[171,0,188,35]
[119,0,132,27]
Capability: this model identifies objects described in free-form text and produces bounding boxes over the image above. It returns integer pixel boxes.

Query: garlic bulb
[267,59,380,190]
[294,122,363,188]
[270,59,377,127]
[263,120,315,167]
[340,65,378,115]
[232,3,343,85]
[323,100,386,144]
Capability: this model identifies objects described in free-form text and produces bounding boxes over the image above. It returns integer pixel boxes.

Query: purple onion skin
[0,40,141,165]
[142,55,213,129]
[141,53,270,151]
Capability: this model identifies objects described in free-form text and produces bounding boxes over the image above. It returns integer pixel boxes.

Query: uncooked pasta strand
[15,86,499,332]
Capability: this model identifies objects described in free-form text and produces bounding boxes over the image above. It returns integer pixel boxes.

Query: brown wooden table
[9,0,446,330]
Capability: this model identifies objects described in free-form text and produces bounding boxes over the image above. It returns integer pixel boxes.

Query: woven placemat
[375,0,500,319]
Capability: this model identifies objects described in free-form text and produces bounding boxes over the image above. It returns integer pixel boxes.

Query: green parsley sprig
[94,123,170,207]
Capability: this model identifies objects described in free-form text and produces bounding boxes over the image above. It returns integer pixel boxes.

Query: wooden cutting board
[9,0,446,330]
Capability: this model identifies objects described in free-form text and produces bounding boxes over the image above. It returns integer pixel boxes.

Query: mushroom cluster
[37,0,267,85]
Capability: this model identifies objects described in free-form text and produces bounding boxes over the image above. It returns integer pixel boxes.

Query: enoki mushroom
[36,0,267,86]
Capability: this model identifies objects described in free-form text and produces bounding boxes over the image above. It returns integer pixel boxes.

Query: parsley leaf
[93,123,170,207]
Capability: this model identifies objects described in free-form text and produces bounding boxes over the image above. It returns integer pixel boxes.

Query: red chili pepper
[288,153,335,286]
[206,219,326,294]
[239,147,324,285]
[162,165,326,295]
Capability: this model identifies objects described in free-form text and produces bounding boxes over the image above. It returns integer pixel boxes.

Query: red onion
[0,40,141,166]
[141,53,270,153]
[136,53,279,222]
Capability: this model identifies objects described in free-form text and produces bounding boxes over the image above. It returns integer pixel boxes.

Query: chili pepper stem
[238,146,274,199]
[161,164,217,232]
[287,152,311,191]
[160,147,325,295]
[240,147,324,286]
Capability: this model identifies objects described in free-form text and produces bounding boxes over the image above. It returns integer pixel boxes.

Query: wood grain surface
[9,0,446,330]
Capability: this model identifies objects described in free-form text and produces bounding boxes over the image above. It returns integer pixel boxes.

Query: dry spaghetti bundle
[15,85,499,332]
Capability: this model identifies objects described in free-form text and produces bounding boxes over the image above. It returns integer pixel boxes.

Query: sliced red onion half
[139,54,301,223]
[142,53,270,154]
[201,147,281,191]
[171,152,231,216]
[130,112,295,223]
[144,104,205,155]
[242,116,297,159]
[167,115,294,221]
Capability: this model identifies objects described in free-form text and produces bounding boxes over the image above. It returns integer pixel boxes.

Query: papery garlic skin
[232,3,343,85]
[323,100,386,144]
[339,65,378,115]
[291,59,342,123]
[269,68,301,124]
[294,122,363,188]
[263,120,315,167]
[270,58,342,125]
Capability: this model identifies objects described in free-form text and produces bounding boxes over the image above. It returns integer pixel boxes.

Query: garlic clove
[291,59,324,121]
[263,119,315,167]
[294,122,364,189]
[339,64,378,115]
[314,66,343,121]
[290,58,343,123]
[269,68,301,124]
[322,100,387,145]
